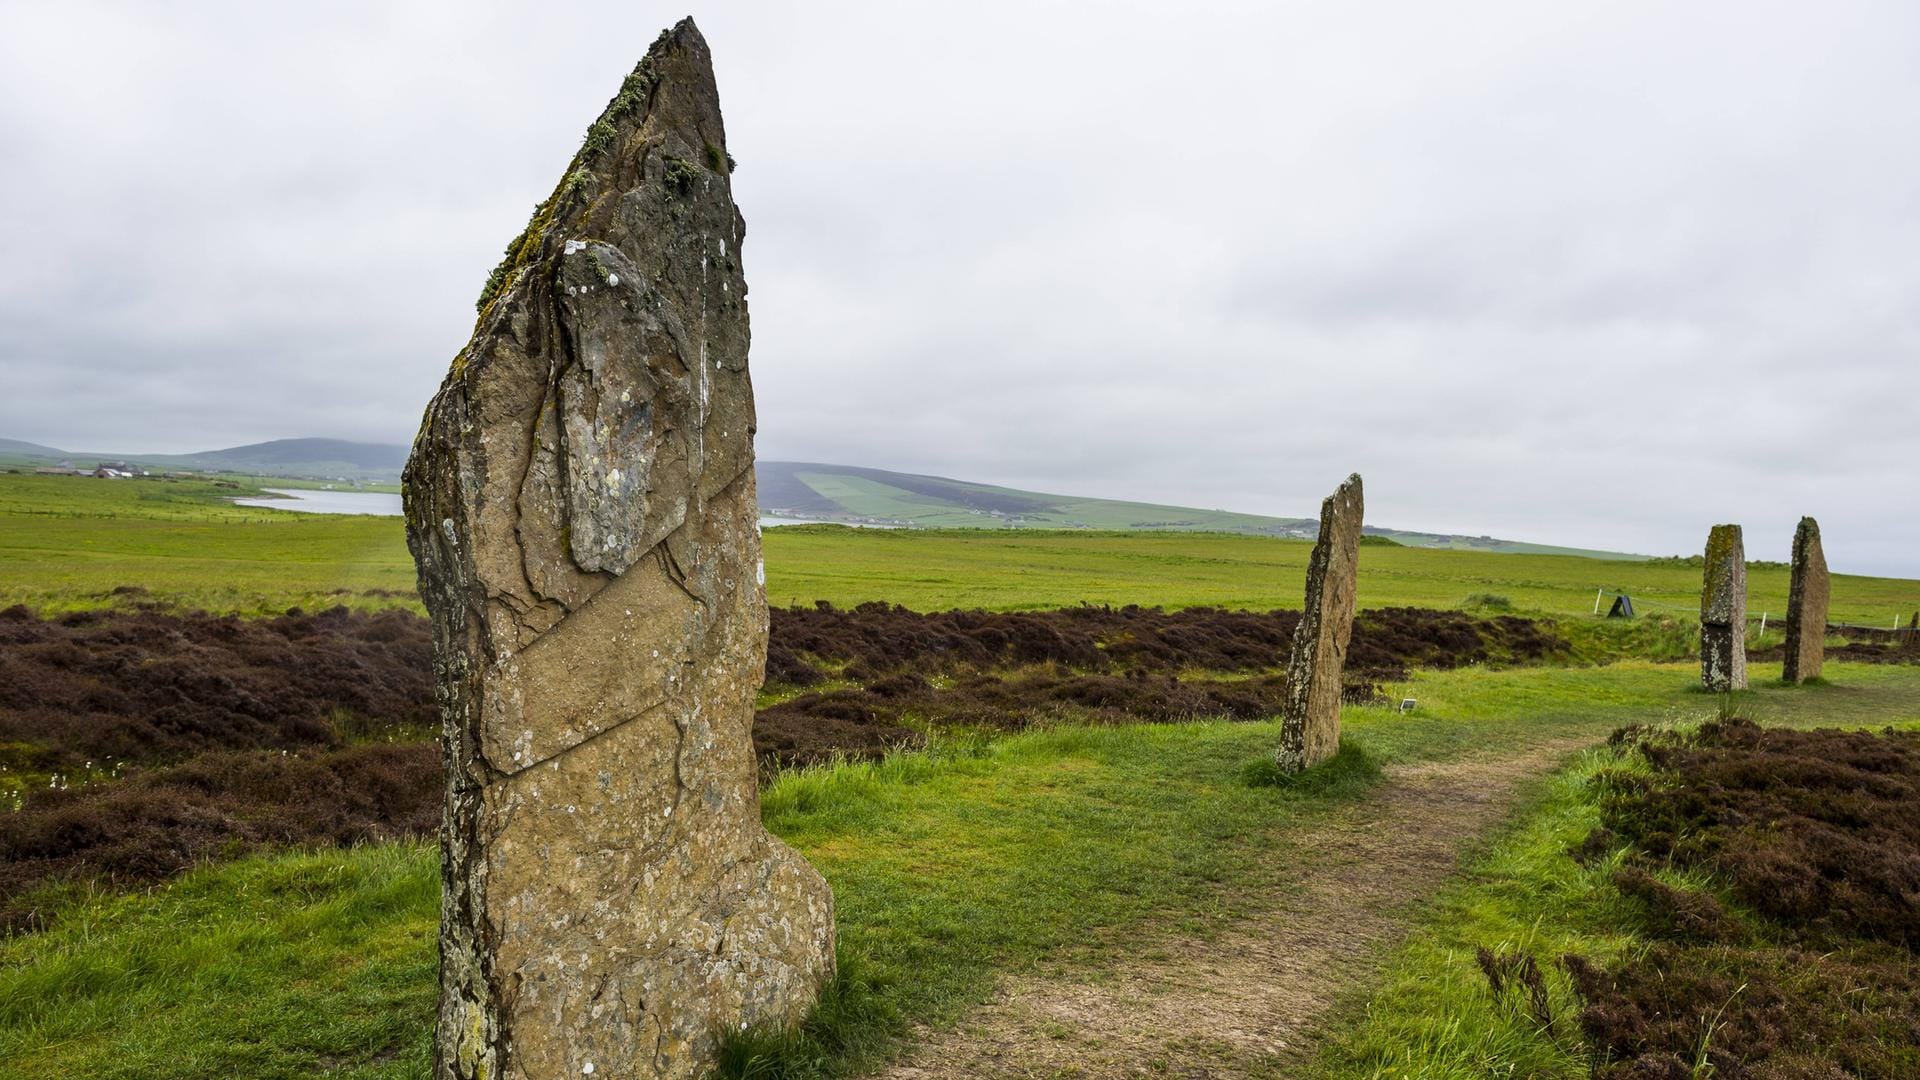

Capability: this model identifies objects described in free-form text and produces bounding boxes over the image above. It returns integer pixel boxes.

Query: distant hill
[0,438,68,458]
[1,437,1640,558]
[0,437,408,483]
[163,438,409,472]
[759,461,1643,559]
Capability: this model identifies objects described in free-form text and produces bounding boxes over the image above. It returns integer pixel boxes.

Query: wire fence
[1587,586,1918,634]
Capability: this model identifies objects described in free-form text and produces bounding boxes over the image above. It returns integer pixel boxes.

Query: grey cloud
[1,1,1916,575]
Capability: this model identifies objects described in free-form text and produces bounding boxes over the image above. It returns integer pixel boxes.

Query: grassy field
[0,474,416,614]
[8,660,1917,1079]
[3,474,1917,624]
[4,470,1918,1077]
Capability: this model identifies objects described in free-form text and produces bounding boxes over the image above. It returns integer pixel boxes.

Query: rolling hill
[1,437,1639,557]
[0,438,406,483]
[758,461,1642,559]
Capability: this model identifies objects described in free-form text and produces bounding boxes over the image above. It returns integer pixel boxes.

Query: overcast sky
[2,2,1916,573]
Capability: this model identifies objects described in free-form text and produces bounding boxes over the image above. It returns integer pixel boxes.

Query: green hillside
[759,461,1640,559]
[1,438,404,483]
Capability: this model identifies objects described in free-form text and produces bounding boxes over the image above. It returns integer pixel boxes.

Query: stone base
[1701,625,1747,692]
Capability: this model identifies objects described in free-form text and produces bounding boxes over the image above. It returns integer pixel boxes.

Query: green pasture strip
[4,474,1917,624]
[0,474,414,616]
[1310,679,1920,1080]
[762,528,1920,625]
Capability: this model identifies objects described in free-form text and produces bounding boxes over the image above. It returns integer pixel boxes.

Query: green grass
[760,527,1920,624]
[0,474,415,615]
[8,662,1918,1079]
[0,844,437,1080]
[5,474,1916,624]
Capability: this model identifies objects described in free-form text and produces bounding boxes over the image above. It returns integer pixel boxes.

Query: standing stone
[1782,516,1829,684]
[1276,474,1364,771]
[1700,524,1748,692]
[403,21,833,1080]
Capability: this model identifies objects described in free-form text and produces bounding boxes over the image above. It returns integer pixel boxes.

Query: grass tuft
[1239,740,1383,798]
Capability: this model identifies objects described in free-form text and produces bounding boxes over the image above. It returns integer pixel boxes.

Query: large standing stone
[403,21,833,1080]
[1276,474,1364,771]
[1700,524,1748,692]
[1782,516,1829,684]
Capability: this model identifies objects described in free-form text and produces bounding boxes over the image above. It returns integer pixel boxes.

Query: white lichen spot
[582,1063,595,1075]
[756,559,766,586]
[564,239,584,255]
[606,272,620,287]
[607,468,622,486]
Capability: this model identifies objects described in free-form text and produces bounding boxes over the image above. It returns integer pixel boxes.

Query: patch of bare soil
[878,741,1586,1080]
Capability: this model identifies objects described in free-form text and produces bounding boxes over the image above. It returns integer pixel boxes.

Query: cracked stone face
[1277,473,1363,771]
[1700,524,1749,692]
[1783,517,1829,684]
[402,19,834,1080]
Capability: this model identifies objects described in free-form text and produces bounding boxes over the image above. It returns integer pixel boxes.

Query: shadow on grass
[712,953,899,1080]
[1239,739,1384,799]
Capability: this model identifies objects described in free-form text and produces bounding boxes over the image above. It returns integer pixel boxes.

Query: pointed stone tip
[662,15,707,51]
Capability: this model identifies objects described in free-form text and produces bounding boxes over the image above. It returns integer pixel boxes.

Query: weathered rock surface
[1700,524,1748,692]
[1277,474,1364,771]
[1782,517,1829,684]
[402,20,833,1080]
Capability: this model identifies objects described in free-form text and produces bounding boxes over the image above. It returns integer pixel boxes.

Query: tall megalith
[1782,516,1829,684]
[1700,524,1748,692]
[1276,474,1364,771]
[403,20,834,1080]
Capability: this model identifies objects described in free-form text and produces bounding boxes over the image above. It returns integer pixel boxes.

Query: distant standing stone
[1277,474,1364,771]
[1700,524,1748,692]
[1782,517,1829,684]
[403,20,833,1080]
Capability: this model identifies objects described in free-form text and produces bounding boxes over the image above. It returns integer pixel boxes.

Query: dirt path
[877,739,1591,1080]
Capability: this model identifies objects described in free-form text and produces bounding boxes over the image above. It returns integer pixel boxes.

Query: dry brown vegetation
[0,602,1568,932]
[1563,720,1920,1079]
[757,602,1569,767]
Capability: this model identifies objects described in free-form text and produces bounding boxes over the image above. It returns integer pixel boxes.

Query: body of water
[234,488,404,515]
[229,495,880,526]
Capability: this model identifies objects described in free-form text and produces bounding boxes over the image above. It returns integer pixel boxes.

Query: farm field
[3,474,1918,624]
[1,470,1917,1078]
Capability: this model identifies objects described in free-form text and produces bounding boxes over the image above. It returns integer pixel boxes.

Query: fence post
[1593,587,1603,615]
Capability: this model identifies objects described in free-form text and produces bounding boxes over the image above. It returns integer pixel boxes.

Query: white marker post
[1593,587,1604,615]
